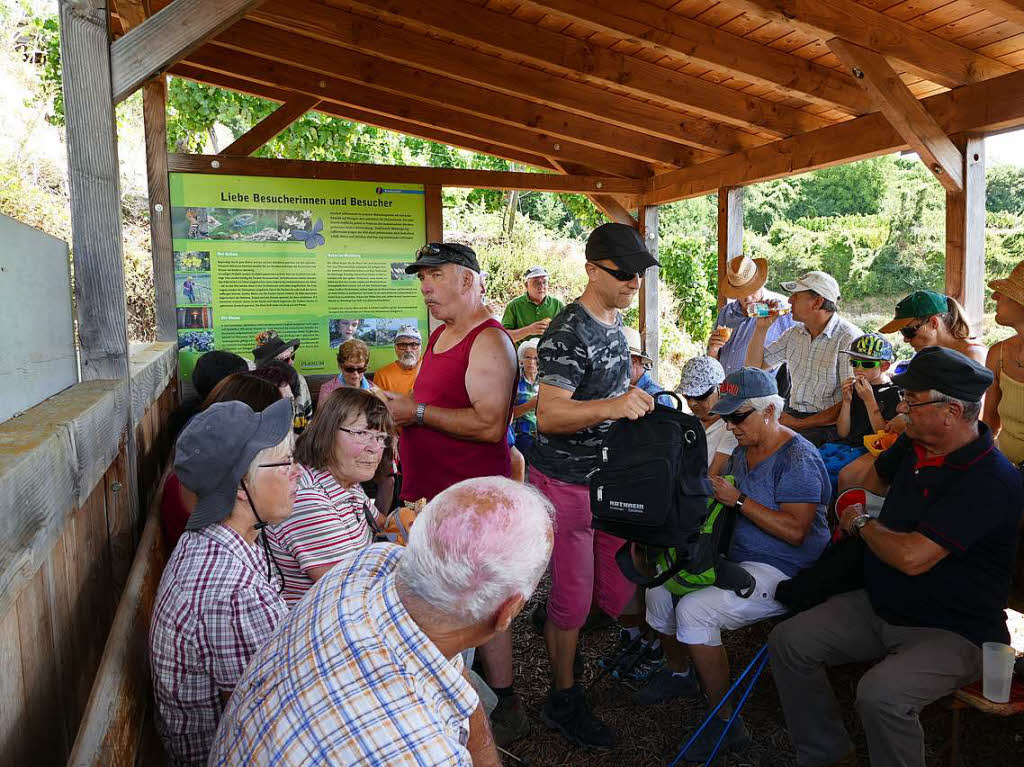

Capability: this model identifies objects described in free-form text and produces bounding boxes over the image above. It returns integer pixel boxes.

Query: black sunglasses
[343,364,367,374]
[900,321,925,339]
[590,261,644,282]
[721,408,756,425]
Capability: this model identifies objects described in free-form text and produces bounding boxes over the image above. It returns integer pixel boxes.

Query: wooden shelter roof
[109,0,1024,209]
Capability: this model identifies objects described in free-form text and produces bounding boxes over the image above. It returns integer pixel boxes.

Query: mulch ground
[499,577,1024,767]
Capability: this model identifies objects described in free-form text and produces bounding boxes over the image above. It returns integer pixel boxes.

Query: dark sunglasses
[900,321,925,339]
[590,261,644,282]
[685,386,717,402]
[849,359,882,368]
[721,408,756,425]
[343,365,367,374]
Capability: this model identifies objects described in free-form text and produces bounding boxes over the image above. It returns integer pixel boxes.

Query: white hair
[396,476,554,626]
[745,394,785,423]
[518,338,540,364]
[245,432,295,485]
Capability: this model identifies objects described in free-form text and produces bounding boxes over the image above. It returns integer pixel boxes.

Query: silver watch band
[415,402,426,426]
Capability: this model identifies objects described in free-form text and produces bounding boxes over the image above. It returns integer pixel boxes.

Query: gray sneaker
[635,667,701,705]
[678,714,750,763]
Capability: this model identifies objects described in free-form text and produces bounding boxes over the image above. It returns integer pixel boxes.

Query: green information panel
[169,173,427,381]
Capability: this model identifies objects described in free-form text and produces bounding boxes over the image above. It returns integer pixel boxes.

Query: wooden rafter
[549,160,638,226]
[109,0,266,102]
[180,47,663,177]
[193,29,702,167]
[828,39,963,193]
[167,154,646,197]
[522,0,873,115]
[171,63,563,172]
[236,6,762,155]
[723,0,1014,89]
[219,95,320,156]
[644,68,1024,205]
[336,0,831,136]
[966,0,1024,28]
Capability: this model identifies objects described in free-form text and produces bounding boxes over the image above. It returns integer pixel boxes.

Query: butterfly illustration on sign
[292,217,325,249]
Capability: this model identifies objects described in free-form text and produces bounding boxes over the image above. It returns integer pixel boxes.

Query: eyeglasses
[278,353,295,363]
[395,342,420,351]
[338,427,389,447]
[897,391,946,409]
[257,457,295,469]
[590,262,644,282]
[900,321,925,340]
[685,386,717,402]
[721,408,756,425]
[849,359,882,368]
[342,365,367,374]
[631,355,653,371]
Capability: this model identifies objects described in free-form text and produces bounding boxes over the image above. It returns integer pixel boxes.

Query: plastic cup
[719,326,732,342]
[982,642,1015,703]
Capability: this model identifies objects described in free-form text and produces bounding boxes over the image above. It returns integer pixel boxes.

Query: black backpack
[589,392,755,596]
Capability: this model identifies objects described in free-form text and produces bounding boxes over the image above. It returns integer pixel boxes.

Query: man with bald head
[208,477,555,767]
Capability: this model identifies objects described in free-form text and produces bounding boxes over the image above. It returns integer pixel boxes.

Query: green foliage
[787,158,887,219]
[987,163,1024,215]
[656,237,718,341]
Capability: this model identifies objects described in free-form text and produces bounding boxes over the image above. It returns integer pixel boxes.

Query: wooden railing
[0,342,177,767]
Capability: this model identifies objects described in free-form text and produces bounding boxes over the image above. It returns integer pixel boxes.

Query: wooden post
[638,205,660,380]
[717,187,744,309]
[945,137,986,335]
[143,77,176,342]
[424,184,443,333]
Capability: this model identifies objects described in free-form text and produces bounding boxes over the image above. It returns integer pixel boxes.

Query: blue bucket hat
[710,367,778,415]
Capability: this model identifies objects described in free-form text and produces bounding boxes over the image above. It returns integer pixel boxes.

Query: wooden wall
[0,343,177,767]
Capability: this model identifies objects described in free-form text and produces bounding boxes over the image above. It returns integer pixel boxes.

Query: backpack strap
[614,542,683,588]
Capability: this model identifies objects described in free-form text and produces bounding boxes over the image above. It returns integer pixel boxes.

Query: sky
[986,128,1024,167]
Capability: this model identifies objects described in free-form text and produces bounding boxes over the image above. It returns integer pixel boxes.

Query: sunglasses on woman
[590,262,644,282]
[849,359,882,368]
[900,321,925,339]
[343,364,367,374]
[721,408,756,425]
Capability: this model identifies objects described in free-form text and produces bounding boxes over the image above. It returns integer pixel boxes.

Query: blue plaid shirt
[209,544,479,766]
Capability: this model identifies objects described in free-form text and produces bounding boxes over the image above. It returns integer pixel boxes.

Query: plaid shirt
[209,544,479,766]
[149,524,288,767]
[763,312,862,413]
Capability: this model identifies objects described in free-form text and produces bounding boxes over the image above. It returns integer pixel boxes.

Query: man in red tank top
[381,242,525,747]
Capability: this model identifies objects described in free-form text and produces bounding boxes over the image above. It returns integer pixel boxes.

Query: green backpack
[652,475,755,599]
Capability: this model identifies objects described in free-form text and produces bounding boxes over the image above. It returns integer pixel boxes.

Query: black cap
[406,242,481,274]
[891,346,994,403]
[252,331,300,366]
[585,223,660,273]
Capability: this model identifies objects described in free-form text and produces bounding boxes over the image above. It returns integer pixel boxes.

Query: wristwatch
[852,514,874,536]
[415,402,427,426]
[734,493,747,511]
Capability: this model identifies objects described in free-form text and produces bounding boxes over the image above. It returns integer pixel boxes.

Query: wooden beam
[236,6,761,155]
[524,0,873,115]
[177,49,664,177]
[946,137,986,335]
[170,64,563,173]
[110,0,266,102]
[723,0,1013,89]
[638,206,660,378]
[717,188,744,310]
[424,184,443,244]
[111,0,147,31]
[338,0,831,136]
[644,68,1024,205]
[195,32,704,167]
[167,154,645,196]
[966,0,1024,28]
[219,95,319,156]
[142,78,177,341]
[828,38,963,193]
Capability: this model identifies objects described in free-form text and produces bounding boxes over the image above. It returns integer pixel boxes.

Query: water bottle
[745,302,791,318]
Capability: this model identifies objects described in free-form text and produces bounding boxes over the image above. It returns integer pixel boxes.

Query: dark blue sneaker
[678,715,750,763]
[635,667,701,705]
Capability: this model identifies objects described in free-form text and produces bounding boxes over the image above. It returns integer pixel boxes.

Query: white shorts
[646,561,789,646]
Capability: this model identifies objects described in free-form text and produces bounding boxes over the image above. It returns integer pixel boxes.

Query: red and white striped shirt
[267,464,374,605]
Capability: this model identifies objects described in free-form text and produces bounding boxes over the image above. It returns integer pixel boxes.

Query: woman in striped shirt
[268,388,395,605]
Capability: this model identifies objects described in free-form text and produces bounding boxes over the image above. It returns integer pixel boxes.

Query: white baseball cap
[395,325,421,342]
[780,271,841,303]
[524,266,549,280]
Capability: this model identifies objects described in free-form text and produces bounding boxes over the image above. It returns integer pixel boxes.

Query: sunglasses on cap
[721,408,756,425]
[849,359,882,369]
[684,386,717,402]
[591,262,644,282]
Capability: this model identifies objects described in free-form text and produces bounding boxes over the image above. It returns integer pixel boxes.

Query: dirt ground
[499,579,1024,767]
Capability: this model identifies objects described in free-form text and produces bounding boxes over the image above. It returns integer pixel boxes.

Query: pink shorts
[530,468,636,630]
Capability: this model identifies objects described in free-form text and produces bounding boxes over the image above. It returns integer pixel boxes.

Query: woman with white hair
[639,367,830,762]
[512,338,540,456]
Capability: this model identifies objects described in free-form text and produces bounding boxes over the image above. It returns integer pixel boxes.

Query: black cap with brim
[176,398,294,531]
[890,346,993,403]
[585,222,660,272]
[406,242,481,274]
[253,336,300,365]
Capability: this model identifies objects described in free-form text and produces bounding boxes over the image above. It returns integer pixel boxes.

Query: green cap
[878,290,948,333]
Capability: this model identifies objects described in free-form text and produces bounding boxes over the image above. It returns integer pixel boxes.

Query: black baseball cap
[585,223,660,273]
[891,346,993,403]
[406,242,481,274]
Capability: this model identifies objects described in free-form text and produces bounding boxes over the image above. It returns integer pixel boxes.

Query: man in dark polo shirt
[768,346,1023,767]
[502,266,565,344]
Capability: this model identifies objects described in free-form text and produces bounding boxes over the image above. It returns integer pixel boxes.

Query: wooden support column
[945,136,986,335]
[424,184,444,333]
[717,187,744,309]
[143,77,176,342]
[638,205,660,380]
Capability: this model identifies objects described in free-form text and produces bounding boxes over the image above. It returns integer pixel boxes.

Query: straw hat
[989,261,1024,308]
[720,255,769,299]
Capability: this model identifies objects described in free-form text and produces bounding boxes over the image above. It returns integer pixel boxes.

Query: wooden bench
[67,474,169,767]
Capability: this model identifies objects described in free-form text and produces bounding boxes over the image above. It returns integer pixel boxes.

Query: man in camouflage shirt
[530,223,657,749]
